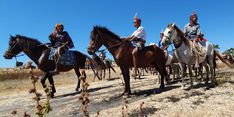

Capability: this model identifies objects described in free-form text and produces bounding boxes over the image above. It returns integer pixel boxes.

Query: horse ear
[9,34,14,38]
[172,22,176,27]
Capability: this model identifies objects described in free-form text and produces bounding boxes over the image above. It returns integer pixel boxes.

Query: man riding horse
[124,14,146,78]
[184,13,202,68]
[39,23,74,74]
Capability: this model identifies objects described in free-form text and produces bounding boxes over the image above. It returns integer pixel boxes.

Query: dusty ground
[0,66,234,117]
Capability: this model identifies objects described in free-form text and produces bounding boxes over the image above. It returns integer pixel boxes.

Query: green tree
[212,44,220,50]
[223,48,234,57]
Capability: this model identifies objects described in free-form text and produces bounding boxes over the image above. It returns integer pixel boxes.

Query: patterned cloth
[48,48,75,66]
[58,51,75,66]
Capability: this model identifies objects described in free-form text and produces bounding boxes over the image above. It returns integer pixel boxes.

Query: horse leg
[47,73,56,97]
[40,73,48,88]
[208,56,215,87]
[199,64,204,81]
[203,63,209,85]
[188,65,193,89]
[179,63,186,89]
[132,48,138,79]
[120,67,131,95]
[74,67,81,91]
[156,64,166,89]
[108,67,111,79]
[103,69,106,79]
[137,68,140,79]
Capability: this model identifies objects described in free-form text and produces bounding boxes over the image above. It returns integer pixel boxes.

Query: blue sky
[1,0,233,68]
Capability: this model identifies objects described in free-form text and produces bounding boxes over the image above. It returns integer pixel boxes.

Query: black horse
[4,35,89,97]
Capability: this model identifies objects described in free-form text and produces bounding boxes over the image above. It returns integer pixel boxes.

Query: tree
[223,48,234,57]
[212,44,220,50]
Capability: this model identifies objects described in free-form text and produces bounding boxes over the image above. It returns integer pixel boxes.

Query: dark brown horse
[87,26,168,95]
[4,35,89,97]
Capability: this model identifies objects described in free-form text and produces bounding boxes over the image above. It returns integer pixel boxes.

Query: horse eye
[168,31,171,34]
[10,41,15,45]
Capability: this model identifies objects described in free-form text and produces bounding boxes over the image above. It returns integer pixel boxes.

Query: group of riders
[46,12,207,76]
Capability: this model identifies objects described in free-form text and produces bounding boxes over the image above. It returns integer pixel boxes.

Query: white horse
[161,23,231,89]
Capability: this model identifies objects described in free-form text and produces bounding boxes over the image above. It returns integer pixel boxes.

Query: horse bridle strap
[8,39,19,53]
[95,30,123,52]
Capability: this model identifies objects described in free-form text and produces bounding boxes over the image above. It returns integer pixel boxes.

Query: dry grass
[0,69,99,96]
[0,68,43,81]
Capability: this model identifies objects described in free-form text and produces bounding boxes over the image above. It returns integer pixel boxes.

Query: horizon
[1,0,233,68]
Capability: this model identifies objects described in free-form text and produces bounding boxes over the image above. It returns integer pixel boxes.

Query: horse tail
[213,50,216,69]
[214,50,232,68]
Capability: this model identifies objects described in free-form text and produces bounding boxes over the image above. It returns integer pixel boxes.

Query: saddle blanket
[48,48,76,66]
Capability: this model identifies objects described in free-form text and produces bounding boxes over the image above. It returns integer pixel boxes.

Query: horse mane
[172,24,190,47]
[93,26,121,41]
[15,35,42,45]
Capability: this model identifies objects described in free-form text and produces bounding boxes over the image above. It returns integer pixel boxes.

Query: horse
[87,26,168,96]
[4,35,90,97]
[161,23,231,89]
[98,51,116,79]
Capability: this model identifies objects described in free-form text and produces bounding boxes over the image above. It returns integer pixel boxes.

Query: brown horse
[4,35,90,97]
[87,26,168,95]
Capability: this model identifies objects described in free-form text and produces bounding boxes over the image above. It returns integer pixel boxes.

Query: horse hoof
[184,86,192,90]
[122,91,132,96]
[75,88,79,92]
[159,85,165,89]
[50,92,55,98]
[209,83,216,88]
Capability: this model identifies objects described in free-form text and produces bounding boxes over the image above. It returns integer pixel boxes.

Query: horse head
[87,26,104,55]
[161,23,183,48]
[4,35,24,59]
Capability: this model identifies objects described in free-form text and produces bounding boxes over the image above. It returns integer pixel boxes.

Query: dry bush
[27,62,52,117]
[79,70,90,117]
[121,97,129,117]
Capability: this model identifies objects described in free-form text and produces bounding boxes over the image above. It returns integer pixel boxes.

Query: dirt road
[0,67,234,117]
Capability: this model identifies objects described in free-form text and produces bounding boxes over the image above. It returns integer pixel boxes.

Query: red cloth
[202,38,207,42]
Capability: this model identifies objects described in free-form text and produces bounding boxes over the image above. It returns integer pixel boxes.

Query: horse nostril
[3,54,9,59]
[87,50,93,55]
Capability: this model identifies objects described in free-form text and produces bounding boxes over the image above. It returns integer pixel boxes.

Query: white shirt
[131,26,146,40]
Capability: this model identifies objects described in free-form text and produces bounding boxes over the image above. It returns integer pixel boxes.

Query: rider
[184,13,201,41]
[184,13,201,68]
[49,23,74,74]
[99,51,107,64]
[124,14,146,78]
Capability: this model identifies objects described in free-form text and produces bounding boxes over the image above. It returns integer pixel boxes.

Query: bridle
[7,37,28,58]
[8,39,19,55]
[90,30,124,53]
